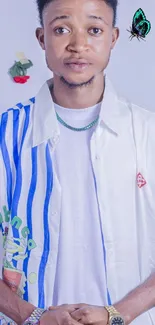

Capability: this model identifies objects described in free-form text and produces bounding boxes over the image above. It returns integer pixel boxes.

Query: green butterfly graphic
[127,8,151,41]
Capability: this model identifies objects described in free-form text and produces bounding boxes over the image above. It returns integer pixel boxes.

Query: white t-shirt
[52,101,108,305]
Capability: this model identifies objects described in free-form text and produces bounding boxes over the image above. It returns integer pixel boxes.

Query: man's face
[36,0,119,85]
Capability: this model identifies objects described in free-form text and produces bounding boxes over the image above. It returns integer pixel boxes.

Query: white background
[0,0,155,274]
[0,0,155,113]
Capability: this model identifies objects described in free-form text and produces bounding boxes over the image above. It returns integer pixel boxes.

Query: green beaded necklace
[56,112,99,132]
[52,86,99,132]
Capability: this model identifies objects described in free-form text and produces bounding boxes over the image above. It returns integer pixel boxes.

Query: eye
[54,27,69,34]
[89,27,103,35]
[54,26,103,36]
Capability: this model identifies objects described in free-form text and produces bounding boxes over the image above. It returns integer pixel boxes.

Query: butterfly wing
[132,8,146,29]
[135,20,151,37]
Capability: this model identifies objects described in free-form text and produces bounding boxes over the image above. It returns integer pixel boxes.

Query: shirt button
[52,211,57,216]
[95,155,100,160]
[52,133,59,144]
[52,138,57,144]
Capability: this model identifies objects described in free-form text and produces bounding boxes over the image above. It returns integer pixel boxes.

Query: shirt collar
[99,76,123,136]
[32,75,123,148]
[32,78,60,148]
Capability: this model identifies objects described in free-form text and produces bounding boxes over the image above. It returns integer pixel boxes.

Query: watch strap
[22,307,47,325]
[104,306,120,316]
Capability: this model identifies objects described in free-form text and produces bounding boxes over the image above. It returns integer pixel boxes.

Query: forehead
[43,0,113,25]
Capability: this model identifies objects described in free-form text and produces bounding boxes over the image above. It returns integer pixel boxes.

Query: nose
[67,32,89,53]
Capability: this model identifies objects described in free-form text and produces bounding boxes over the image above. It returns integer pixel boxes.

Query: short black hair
[36,0,118,26]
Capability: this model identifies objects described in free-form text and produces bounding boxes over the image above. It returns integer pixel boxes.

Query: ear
[111,27,119,49]
[36,27,45,50]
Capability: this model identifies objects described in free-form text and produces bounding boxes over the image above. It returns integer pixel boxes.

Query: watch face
[111,316,125,325]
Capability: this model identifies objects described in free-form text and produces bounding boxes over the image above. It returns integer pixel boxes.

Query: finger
[71,308,92,324]
[60,304,86,314]
[65,306,80,313]
[49,304,70,311]
[70,304,86,310]
[66,313,84,325]
[48,306,58,310]
[48,304,68,310]
[71,309,84,321]
[49,304,78,313]
[61,304,81,313]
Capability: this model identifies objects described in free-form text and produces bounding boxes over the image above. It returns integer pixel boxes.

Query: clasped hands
[40,303,109,325]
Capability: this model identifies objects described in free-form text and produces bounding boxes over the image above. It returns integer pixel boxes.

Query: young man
[0,0,155,325]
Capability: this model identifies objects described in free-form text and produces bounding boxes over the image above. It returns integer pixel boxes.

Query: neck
[50,73,105,109]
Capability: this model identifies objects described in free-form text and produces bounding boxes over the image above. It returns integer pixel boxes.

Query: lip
[65,63,90,72]
[65,58,90,64]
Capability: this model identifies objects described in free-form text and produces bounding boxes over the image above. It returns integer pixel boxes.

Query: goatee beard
[59,75,95,89]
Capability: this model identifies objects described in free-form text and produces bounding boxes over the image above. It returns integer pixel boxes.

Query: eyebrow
[50,14,107,25]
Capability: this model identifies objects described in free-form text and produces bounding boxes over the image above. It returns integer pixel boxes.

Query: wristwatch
[104,306,125,325]
[22,307,47,325]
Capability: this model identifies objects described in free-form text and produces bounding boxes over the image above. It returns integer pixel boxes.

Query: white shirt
[0,75,155,325]
[53,101,108,305]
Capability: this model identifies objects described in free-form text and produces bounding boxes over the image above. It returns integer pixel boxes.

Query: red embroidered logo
[137,173,147,188]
